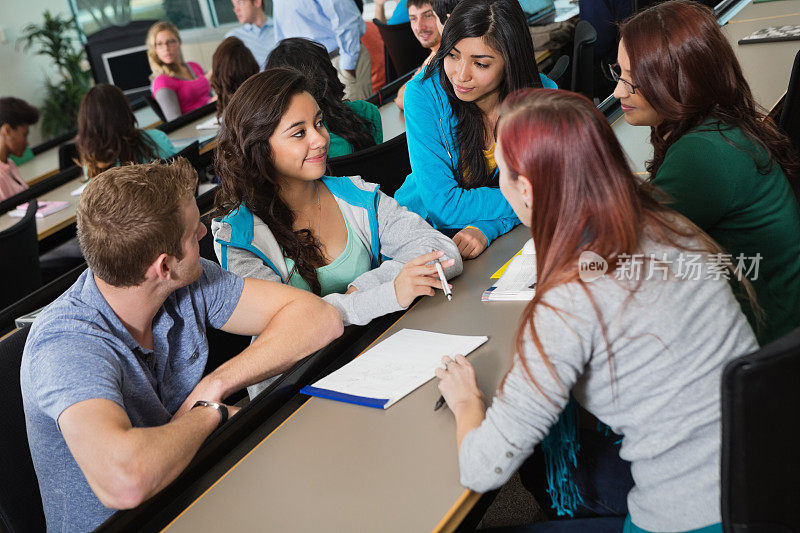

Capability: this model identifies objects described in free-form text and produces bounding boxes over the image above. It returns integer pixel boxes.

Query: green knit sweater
[652,121,800,345]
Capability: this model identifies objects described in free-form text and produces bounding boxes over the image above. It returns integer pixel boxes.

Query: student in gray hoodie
[212,67,462,332]
[435,89,758,532]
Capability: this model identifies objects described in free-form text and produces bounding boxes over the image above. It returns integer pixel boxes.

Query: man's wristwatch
[192,400,229,428]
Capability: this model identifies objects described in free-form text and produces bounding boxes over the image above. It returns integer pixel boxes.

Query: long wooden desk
[163,225,530,532]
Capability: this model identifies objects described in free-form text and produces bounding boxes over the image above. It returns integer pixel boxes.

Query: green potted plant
[18,11,91,138]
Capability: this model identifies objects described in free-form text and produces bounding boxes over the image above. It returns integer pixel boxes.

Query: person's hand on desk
[394,250,455,308]
[435,355,486,447]
[453,227,488,259]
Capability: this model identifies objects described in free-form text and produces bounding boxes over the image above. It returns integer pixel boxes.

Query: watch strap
[192,400,229,428]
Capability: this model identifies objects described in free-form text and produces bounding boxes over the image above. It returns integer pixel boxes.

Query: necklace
[314,181,322,247]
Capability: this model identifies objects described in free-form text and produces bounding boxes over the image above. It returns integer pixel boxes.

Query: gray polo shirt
[20,258,244,532]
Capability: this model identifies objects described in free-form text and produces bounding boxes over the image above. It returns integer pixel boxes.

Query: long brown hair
[214,68,328,294]
[210,37,260,121]
[497,88,755,398]
[77,84,159,179]
[620,0,800,199]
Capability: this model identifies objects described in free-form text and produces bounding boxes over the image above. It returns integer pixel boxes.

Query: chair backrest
[779,50,800,154]
[0,200,41,310]
[721,326,800,532]
[0,325,46,533]
[365,68,417,107]
[372,19,429,84]
[164,141,202,186]
[546,55,570,88]
[156,103,216,134]
[571,20,598,98]
[0,166,83,216]
[144,94,167,124]
[58,142,79,171]
[327,133,410,197]
[30,130,76,156]
[0,261,86,337]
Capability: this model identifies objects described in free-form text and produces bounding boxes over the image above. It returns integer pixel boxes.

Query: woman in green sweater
[266,38,382,158]
[613,0,800,345]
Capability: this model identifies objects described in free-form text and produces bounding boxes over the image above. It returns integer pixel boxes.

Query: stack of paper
[9,201,69,218]
[482,253,537,301]
[301,329,489,409]
[195,116,221,130]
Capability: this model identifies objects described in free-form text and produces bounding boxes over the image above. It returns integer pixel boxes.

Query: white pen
[434,258,453,301]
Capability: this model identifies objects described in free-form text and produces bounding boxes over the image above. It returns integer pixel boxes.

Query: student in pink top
[147,21,212,121]
[0,97,39,202]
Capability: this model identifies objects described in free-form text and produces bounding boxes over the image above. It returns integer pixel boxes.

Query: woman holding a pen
[435,87,758,532]
[211,67,461,397]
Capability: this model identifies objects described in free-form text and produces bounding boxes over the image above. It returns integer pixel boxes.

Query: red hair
[620,0,799,196]
[497,88,743,398]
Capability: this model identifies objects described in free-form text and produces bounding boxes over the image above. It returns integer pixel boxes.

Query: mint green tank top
[284,214,372,296]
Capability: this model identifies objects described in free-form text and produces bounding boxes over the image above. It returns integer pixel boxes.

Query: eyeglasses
[155,39,179,49]
[606,63,638,95]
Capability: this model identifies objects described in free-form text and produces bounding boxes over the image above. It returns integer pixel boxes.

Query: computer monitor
[101,45,151,96]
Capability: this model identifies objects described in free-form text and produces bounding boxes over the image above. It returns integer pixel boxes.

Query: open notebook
[301,329,488,409]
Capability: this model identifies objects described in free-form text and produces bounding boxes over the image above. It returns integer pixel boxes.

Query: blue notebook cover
[300,385,390,409]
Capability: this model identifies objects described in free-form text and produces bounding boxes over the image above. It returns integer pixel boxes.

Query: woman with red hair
[614,0,800,345]
[435,88,757,532]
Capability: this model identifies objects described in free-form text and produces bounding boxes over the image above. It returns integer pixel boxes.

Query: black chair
[0,326,46,533]
[546,55,570,88]
[0,200,41,310]
[144,94,167,124]
[779,50,800,154]
[372,19,429,84]
[58,142,79,171]
[30,129,76,156]
[0,261,86,337]
[327,133,410,197]
[721,326,800,532]
[571,20,598,99]
[156,102,216,134]
[365,68,417,107]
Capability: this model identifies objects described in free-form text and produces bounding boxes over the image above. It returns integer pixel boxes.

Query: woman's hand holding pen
[435,356,486,447]
[394,250,454,308]
[435,355,484,413]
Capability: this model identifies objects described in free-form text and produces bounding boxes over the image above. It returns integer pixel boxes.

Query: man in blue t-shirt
[20,159,343,532]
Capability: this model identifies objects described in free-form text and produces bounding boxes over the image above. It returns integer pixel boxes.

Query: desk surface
[1,111,218,240]
[608,0,796,177]
[722,0,800,112]
[165,226,530,533]
[16,105,160,186]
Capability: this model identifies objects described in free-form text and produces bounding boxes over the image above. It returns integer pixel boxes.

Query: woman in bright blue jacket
[395,0,557,259]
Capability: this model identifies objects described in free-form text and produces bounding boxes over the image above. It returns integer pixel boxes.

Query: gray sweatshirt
[211,176,462,327]
[459,237,758,531]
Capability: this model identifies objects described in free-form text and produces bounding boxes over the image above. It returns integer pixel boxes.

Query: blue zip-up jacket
[395,69,557,244]
[211,176,462,327]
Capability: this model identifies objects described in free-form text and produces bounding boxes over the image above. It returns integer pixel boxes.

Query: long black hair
[425,0,543,188]
[267,38,377,153]
[214,68,328,294]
